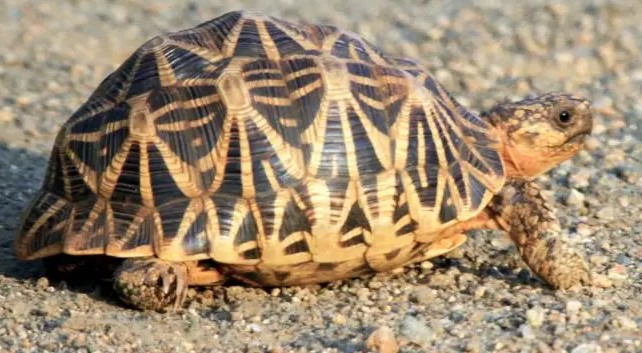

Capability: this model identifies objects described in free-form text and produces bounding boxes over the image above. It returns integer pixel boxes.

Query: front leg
[489,180,591,289]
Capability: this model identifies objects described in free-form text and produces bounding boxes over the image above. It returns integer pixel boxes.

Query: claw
[160,270,174,295]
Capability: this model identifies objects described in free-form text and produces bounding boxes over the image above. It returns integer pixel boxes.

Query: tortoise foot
[523,231,592,289]
[113,258,188,311]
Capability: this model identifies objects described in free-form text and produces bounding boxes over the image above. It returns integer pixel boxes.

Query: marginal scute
[15,10,506,286]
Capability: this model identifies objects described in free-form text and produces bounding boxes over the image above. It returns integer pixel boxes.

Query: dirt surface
[0,0,641,352]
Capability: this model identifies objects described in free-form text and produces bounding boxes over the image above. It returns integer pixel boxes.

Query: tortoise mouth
[565,131,590,146]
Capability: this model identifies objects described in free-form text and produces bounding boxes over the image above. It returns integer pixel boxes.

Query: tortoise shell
[15,11,505,285]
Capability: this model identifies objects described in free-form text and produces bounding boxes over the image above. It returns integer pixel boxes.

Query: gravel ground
[1,0,641,352]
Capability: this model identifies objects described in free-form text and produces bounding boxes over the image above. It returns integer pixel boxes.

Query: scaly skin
[488,180,591,289]
[113,258,189,311]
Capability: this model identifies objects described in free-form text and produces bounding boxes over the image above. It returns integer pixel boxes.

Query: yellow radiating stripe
[417,121,427,187]
[202,197,219,254]
[349,74,379,87]
[359,40,389,66]
[290,79,324,100]
[255,19,281,61]
[155,112,217,132]
[356,92,385,110]
[237,240,259,253]
[67,103,116,128]
[24,198,67,240]
[381,75,411,87]
[340,227,363,244]
[222,17,246,57]
[279,117,298,128]
[245,79,287,89]
[149,136,203,197]
[123,207,152,244]
[242,68,283,77]
[391,98,413,169]
[150,93,221,120]
[117,51,143,102]
[261,159,282,191]
[393,214,413,232]
[270,20,320,51]
[169,198,200,251]
[67,120,129,143]
[237,114,256,198]
[247,108,305,178]
[154,46,178,87]
[65,149,99,194]
[253,95,291,106]
[339,100,359,179]
[283,67,321,81]
[202,113,236,193]
[165,33,225,62]
[320,30,342,52]
[77,198,106,236]
[415,98,450,226]
[139,139,154,208]
[348,43,361,60]
[349,96,391,169]
[97,138,132,198]
[280,231,306,248]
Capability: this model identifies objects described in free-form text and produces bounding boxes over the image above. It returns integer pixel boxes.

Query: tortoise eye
[558,110,572,124]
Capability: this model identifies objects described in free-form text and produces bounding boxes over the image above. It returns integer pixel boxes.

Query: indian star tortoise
[15,11,594,311]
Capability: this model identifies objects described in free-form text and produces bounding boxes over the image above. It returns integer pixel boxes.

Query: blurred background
[0,0,639,151]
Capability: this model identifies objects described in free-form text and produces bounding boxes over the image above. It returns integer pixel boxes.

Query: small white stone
[399,316,432,346]
[333,313,347,325]
[474,286,486,299]
[570,342,603,353]
[565,189,585,206]
[519,324,536,340]
[365,326,399,353]
[566,300,583,313]
[526,307,546,327]
[615,316,638,330]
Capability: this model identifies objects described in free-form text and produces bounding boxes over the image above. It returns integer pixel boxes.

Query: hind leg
[112,258,225,311]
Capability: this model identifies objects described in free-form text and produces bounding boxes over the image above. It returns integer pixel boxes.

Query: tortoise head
[484,93,593,179]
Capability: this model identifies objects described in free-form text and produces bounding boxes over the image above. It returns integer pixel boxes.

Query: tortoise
[15,11,593,311]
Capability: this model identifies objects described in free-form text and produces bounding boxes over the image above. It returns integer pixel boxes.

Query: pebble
[591,274,614,288]
[399,316,432,346]
[0,109,14,123]
[365,326,399,353]
[607,264,628,281]
[333,313,347,325]
[35,277,49,290]
[565,300,583,314]
[409,287,437,305]
[595,206,616,221]
[571,342,603,353]
[576,224,594,237]
[526,307,546,327]
[565,189,585,206]
[420,261,434,271]
[519,324,536,340]
[614,316,638,331]
[230,311,244,322]
[568,171,591,190]
[428,271,457,288]
[473,286,486,299]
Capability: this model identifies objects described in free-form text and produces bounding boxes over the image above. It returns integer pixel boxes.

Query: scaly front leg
[489,180,591,289]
